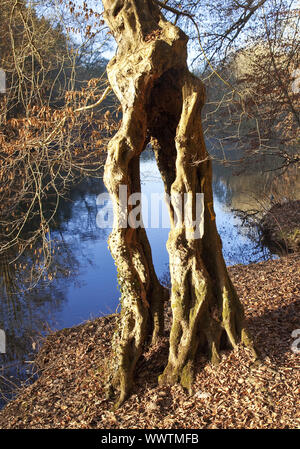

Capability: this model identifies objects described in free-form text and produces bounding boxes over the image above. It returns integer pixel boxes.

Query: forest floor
[0,254,299,429]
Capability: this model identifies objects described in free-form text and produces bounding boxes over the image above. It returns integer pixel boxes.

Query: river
[1,148,299,407]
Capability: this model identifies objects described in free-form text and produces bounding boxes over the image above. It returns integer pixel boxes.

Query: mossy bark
[102,0,256,405]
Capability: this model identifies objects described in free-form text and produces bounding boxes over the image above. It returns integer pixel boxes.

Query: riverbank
[0,254,299,429]
[261,200,300,254]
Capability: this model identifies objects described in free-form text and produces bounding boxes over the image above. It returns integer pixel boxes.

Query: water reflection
[211,148,300,212]
[0,237,79,406]
[1,148,298,407]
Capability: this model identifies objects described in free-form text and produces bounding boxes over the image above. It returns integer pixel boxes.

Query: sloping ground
[0,254,299,429]
[260,200,300,253]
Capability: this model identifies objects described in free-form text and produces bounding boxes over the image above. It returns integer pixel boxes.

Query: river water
[1,148,299,406]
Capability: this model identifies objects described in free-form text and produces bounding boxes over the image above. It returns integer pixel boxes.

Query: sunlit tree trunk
[102,0,256,406]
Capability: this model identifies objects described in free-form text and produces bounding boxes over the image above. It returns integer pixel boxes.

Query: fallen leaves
[0,255,299,429]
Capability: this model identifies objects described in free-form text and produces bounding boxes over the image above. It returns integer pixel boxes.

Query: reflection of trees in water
[0,235,79,405]
[223,222,273,265]
[0,175,107,406]
[212,158,300,213]
[54,176,107,234]
[212,172,233,208]
[211,153,300,263]
[1,176,107,353]
[53,177,110,269]
[140,146,154,162]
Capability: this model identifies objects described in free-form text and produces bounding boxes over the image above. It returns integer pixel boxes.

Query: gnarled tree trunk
[102,0,256,406]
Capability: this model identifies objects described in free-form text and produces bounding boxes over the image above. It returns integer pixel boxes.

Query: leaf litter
[0,254,299,429]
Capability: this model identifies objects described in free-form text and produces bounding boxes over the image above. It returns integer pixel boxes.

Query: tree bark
[102,0,256,405]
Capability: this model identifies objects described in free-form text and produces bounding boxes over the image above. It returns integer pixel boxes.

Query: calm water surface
[51,154,275,327]
[1,150,287,406]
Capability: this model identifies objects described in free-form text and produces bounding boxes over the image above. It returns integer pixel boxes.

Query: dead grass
[0,254,299,429]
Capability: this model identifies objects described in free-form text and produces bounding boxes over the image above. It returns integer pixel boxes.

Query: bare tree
[101,0,256,407]
[192,0,299,169]
[0,0,116,286]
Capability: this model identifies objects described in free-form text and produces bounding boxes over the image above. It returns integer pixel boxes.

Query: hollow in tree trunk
[102,0,256,406]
